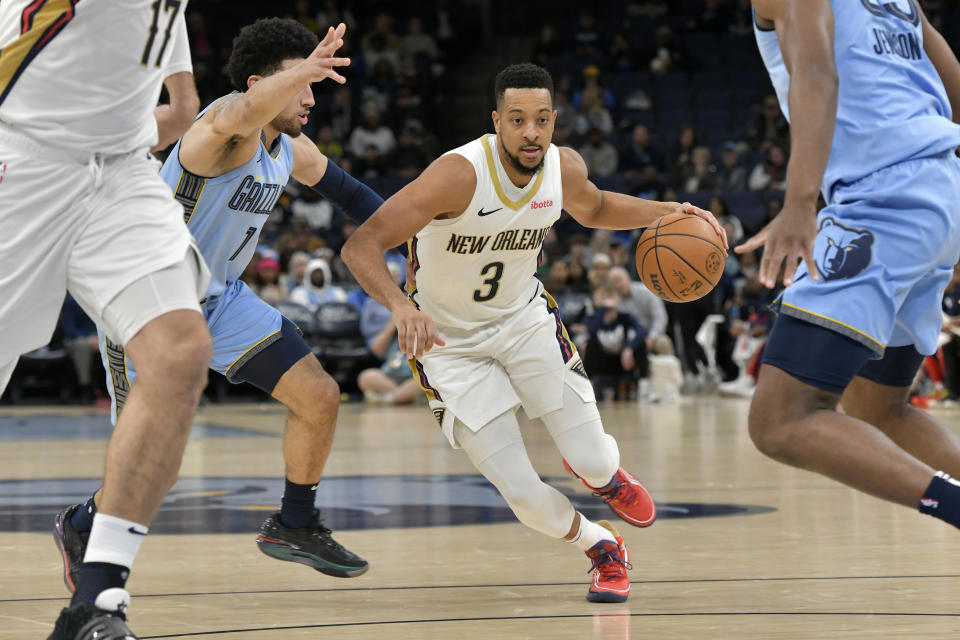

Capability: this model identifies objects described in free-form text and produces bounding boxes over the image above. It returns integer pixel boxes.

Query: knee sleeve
[454,414,575,539]
[541,384,619,487]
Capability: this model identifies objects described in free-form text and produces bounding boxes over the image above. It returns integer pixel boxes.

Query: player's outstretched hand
[393,303,445,359]
[736,203,819,289]
[672,202,728,252]
[300,23,351,85]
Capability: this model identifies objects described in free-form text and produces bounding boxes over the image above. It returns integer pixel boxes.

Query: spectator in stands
[576,87,615,136]
[365,59,398,113]
[608,266,673,356]
[584,283,648,401]
[289,258,349,309]
[59,294,101,403]
[290,187,334,232]
[253,257,287,305]
[314,125,345,164]
[348,104,397,158]
[579,127,618,177]
[275,215,326,268]
[284,251,310,294]
[709,195,744,245]
[716,140,747,191]
[572,65,617,111]
[588,252,613,288]
[747,95,790,151]
[328,87,353,142]
[675,145,717,191]
[290,0,319,34]
[717,269,776,397]
[608,240,629,269]
[645,26,688,74]
[608,32,638,73]
[533,24,564,68]
[748,144,787,191]
[358,262,419,404]
[668,124,698,172]
[620,124,664,182]
[362,14,401,71]
[353,144,386,181]
[634,165,666,200]
[573,9,601,58]
[402,17,439,64]
[385,121,430,178]
[545,260,593,344]
[315,0,357,32]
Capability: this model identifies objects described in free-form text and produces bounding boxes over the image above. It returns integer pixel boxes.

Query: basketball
[635,213,724,302]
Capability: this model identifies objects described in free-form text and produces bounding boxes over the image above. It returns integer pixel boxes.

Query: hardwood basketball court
[1,398,957,638]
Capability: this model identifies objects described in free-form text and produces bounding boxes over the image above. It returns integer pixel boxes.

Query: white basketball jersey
[0,0,191,154]
[409,134,563,330]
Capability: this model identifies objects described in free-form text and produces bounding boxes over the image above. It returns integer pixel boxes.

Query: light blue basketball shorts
[778,150,960,358]
[99,279,283,421]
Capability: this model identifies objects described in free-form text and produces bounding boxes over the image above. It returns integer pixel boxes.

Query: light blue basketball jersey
[754,0,960,200]
[159,99,295,298]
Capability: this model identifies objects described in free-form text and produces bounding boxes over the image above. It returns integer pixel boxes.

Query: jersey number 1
[141,0,182,67]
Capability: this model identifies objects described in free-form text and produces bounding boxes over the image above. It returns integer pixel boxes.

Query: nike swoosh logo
[127,526,147,536]
[478,207,502,217]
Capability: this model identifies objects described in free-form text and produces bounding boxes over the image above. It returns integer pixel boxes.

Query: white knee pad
[454,413,575,539]
[541,383,620,487]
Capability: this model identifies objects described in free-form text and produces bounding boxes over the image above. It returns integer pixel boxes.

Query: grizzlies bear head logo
[814,217,874,281]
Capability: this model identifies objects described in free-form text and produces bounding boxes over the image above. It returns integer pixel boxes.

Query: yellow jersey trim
[779,302,884,349]
[480,135,545,211]
[225,329,281,377]
[0,0,77,105]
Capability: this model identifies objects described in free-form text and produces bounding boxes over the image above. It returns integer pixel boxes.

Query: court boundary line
[138,611,960,639]
[5,573,960,604]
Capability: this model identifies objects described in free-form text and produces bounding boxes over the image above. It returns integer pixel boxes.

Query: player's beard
[499,134,543,176]
[272,114,303,138]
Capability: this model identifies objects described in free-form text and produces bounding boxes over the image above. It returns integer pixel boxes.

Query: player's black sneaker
[47,588,137,640]
[256,511,369,578]
[53,505,88,594]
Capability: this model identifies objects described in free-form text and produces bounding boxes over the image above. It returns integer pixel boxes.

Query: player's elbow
[341,231,368,270]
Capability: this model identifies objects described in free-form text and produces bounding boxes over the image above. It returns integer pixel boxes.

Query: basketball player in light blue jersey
[738,1,960,532]
[54,19,387,587]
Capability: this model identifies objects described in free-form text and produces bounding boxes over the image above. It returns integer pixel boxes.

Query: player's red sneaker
[563,459,657,527]
[585,520,631,603]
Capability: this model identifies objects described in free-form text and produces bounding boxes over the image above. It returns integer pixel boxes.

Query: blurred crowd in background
[7,0,960,407]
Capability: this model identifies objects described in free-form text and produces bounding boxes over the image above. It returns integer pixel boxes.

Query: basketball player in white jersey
[343,63,726,602]
[0,1,207,638]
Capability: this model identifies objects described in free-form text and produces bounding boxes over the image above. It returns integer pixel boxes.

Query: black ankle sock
[72,562,129,606]
[918,471,960,529]
[70,495,97,534]
[279,478,318,529]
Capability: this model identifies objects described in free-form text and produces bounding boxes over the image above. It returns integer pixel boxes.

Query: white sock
[83,513,148,569]
[568,513,615,551]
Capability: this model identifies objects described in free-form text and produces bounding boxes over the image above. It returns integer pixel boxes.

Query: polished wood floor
[1,397,959,638]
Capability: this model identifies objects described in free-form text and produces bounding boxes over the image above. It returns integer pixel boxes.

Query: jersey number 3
[473,262,504,302]
[141,0,182,67]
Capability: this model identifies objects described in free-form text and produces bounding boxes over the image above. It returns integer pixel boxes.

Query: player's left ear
[491,110,500,133]
[246,75,262,90]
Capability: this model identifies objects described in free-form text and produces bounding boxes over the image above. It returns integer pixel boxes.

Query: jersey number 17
[141,0,181,67]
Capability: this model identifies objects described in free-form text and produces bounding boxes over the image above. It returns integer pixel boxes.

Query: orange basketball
[635,213,724,302]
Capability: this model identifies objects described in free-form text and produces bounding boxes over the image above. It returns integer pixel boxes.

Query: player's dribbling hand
[300,23,351,85]
[392,303,445,359]
[674,202,729,253]
[735,203,819,289]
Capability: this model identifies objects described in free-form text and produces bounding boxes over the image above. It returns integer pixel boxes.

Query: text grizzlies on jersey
[872,28,922,61]
[227,175,284,214]
[445,227,551,255]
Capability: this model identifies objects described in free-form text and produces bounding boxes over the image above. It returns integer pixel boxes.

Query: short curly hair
[226,18,318,90]
[494,63,554,108]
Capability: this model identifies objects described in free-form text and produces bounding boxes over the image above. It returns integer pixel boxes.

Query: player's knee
[563,432,619,486]
[288,368,340,422]
[133,311,211,387]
